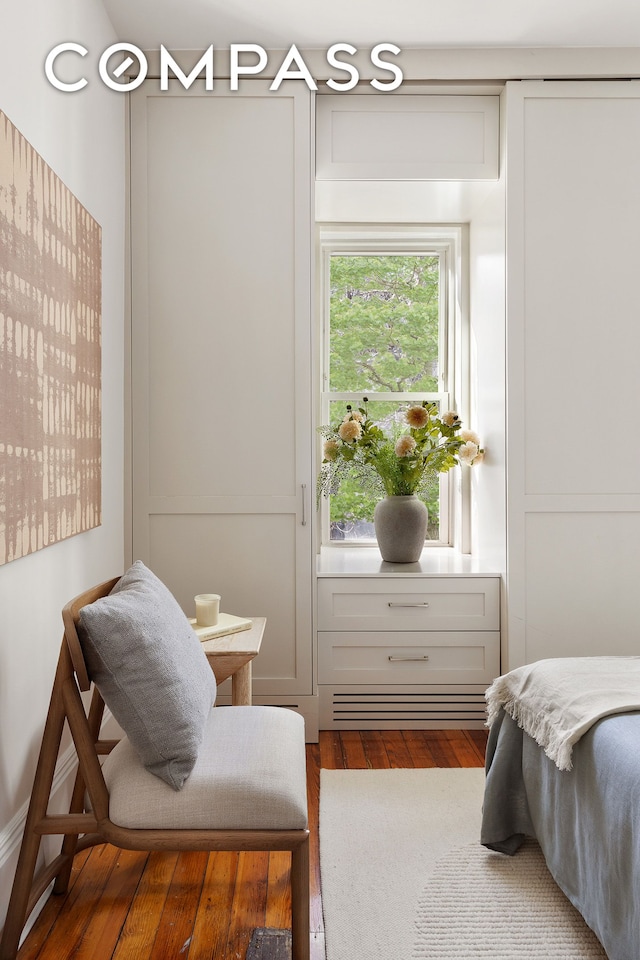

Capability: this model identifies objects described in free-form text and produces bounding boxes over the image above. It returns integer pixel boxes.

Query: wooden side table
[201,617,265,706]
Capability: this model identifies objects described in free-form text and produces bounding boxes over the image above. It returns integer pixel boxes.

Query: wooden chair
[0,577,310,960]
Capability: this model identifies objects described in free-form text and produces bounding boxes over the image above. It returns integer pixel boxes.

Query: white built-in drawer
[317,577,500,632]
[318,631,500,685]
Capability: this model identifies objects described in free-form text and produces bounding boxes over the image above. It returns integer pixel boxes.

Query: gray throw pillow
[79,560,217,790]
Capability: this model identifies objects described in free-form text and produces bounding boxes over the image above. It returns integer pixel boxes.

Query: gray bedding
[481,708,640,960]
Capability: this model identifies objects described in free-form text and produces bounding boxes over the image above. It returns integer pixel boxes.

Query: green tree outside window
[327,255,442,540]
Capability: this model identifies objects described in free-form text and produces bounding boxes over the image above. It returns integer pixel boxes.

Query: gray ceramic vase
[373,495,428,562]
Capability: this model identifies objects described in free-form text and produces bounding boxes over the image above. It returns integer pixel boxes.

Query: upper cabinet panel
[130,82,312,501]
[505,81,640,498]
[316,95,499,180]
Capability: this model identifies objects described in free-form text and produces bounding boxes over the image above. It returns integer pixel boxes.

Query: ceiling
[101,0,640,51]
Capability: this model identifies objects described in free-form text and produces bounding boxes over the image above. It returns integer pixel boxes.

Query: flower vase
[373,495,428,563]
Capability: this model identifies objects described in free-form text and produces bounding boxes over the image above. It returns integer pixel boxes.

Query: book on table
[189,612,253,641]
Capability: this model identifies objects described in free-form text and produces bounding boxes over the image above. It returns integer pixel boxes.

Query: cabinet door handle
[301,483,307,526]
[388,655,430,662]
[387,602,430,608]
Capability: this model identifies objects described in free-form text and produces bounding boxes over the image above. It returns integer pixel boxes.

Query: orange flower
[406,405,429,429]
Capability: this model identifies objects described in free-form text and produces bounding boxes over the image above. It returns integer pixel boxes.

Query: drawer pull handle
[387,602,430,608]
[388,655,430,662]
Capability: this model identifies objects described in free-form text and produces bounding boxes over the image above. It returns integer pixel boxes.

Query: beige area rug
[319,769,606,960]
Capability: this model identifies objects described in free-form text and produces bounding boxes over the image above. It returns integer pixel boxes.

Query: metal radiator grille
[319,686,489,729]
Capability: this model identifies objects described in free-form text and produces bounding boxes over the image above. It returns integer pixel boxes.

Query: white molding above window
[316,95,500,181]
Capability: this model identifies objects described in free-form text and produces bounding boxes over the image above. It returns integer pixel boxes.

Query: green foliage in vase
[318,399,484,505]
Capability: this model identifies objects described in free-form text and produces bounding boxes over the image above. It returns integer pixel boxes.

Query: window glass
[322,248,450,545]
[329,255,440,393]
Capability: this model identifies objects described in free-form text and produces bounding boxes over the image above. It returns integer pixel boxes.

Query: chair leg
[52,793,82,894]
[290,835,310,960]
[54,686,104,895]
[0,650,70,960]
[0,827,47,960]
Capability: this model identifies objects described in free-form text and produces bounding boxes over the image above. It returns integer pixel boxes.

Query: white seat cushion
[102,705,308,830]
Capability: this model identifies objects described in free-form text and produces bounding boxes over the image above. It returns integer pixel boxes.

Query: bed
[480,657,640,960]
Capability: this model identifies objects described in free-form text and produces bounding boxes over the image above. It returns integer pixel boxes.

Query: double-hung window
[318,225,465,547]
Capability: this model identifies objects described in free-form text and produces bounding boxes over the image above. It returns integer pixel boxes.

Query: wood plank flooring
[16,729,487,960]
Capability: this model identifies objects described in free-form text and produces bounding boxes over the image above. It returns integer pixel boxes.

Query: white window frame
[317,223,468,549]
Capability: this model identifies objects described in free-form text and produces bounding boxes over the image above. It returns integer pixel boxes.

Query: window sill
[316,544,501,578]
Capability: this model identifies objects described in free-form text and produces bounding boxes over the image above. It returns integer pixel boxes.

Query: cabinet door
[505,80,640,667]
[129,81,313,695]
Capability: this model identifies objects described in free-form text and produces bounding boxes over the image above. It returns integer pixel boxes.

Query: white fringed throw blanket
[485,656,640,770]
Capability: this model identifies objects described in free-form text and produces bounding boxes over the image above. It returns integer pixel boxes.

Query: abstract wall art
[0,110,102,565]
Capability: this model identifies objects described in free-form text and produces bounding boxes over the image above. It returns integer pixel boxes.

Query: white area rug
[319,768,606,960]
[414,839,607,959]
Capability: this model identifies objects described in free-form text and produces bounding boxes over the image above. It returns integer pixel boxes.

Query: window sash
[317,226,461,548]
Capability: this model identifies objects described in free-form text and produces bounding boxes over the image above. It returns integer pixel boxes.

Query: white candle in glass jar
[194,593,220,626]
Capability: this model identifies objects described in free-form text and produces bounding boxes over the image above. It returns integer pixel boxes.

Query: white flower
[395,435,417,457]
[458,440,479,464]
[460,429,480,445]
[338,419,362,442]
[343,410,365,423]
[441,410,459,426]
[324,439,340,461]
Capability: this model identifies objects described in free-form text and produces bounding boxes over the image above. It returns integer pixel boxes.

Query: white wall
[468,185,506,574]
[0,0,125,928]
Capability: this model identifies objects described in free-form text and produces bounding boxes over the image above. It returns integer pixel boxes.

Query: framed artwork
[0,110,102,565]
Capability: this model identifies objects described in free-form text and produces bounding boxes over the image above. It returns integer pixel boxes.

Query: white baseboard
[0,740,78,869]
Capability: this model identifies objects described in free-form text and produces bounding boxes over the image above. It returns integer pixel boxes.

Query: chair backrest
[61,576,120,691]
[57,577,126,825]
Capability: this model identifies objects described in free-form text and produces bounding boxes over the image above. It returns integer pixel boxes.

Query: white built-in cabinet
[127,78,640,736]
[503,80,640,668]
[128,81,316,731]
[316,561,500,729]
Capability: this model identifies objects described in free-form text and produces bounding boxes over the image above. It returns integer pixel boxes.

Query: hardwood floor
[16,729,487,960]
